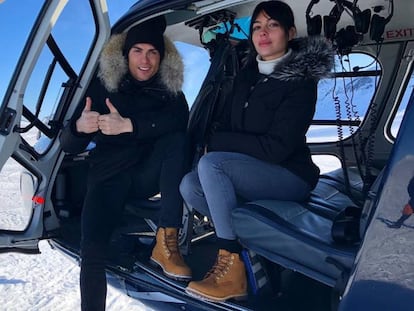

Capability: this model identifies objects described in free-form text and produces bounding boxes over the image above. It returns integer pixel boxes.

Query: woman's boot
[186,249,247,301]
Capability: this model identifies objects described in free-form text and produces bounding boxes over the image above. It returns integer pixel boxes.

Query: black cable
[333,59,353,197]
[362,44,381,194]
[339,55,367,205]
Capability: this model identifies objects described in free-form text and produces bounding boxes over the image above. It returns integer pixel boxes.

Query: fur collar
[97,33,184,94]
[269,36,335,82]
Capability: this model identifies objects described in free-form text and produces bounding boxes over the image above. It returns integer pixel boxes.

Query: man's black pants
[80,132,188,311]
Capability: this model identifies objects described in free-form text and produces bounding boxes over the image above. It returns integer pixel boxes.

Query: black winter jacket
[209,36,334,189]
[60,34,188,182]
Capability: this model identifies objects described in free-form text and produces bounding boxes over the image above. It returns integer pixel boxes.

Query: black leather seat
[232,167,373,288]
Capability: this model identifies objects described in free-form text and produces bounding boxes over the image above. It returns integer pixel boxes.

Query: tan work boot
[185,249,247,302]
[150,227,192,281]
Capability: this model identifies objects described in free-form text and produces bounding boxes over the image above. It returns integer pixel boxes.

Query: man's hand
[98,98,133,135]
[75,97,100,134]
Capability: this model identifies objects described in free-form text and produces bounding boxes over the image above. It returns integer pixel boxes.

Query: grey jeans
[180,151,312,240]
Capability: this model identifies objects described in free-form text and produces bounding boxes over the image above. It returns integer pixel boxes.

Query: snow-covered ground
[0,241,149,311]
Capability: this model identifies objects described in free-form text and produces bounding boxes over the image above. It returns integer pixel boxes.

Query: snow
[0,241,150,311]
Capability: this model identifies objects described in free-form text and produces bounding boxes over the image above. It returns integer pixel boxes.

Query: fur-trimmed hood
[97,33,184,94]
[269,36,334,82]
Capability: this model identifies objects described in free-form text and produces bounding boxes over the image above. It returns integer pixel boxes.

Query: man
[60,16,191,311]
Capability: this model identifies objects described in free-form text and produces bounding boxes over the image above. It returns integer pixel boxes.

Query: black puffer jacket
[60,34,189,182]
[209,36,334,189]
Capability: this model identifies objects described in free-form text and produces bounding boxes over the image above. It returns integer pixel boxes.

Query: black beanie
[123,15,167,60]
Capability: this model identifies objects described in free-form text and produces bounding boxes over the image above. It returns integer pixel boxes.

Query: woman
[60,16,191,311]
[180,0,334,302]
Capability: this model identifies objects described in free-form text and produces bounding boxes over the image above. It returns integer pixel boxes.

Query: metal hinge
[0,107,17,135]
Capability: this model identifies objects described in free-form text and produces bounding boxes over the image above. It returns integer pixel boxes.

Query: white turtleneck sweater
[256,49,292,75]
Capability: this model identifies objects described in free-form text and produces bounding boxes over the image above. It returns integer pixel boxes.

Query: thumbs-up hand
[98,98,133,135]
[75,97,100,134]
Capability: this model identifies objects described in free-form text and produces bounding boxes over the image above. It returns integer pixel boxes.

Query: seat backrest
[187,35,244,167]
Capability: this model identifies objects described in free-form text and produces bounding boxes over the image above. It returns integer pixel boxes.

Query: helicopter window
[390,69,414,138]
[308,52,381,143]
[19,1,96,154]
[175,41,210,107]
[0,2,43,103]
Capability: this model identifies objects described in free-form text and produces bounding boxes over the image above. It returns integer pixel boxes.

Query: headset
[306,0,371,54]
[306,0,370,37]
[324,1,344,41]
[333,0,371,54]
[352,0,371,34]
[306,0,322,36]
[369,0,394,42]
[306,0,392,53]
